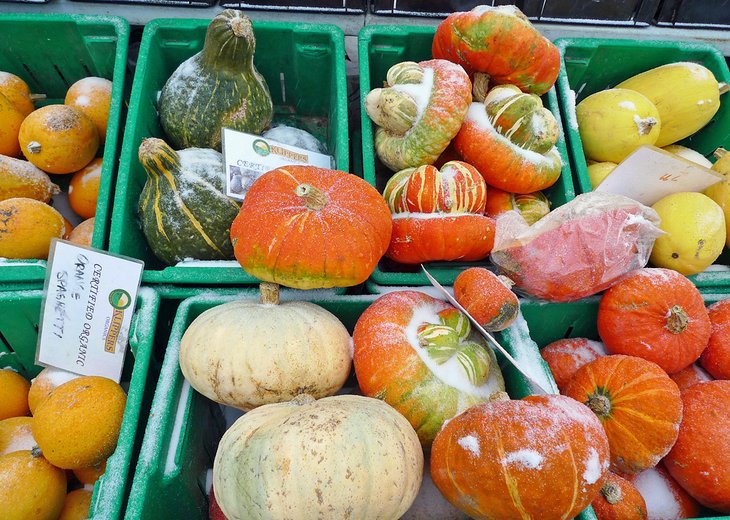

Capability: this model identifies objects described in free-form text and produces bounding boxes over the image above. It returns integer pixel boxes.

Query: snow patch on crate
[174,260,241,268]
[457,434,481,457]
[565,89,579,132]
[502,312,559,394]
[165,379,192,475]
[504,449,544,469]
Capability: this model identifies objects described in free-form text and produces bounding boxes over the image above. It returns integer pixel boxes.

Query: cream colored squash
[213,394,423,520]
[179,283,352,410]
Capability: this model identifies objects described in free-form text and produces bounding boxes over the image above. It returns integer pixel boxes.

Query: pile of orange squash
[0,72,112,259]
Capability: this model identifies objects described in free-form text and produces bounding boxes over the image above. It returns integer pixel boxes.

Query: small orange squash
[591,471,647,520]
[628,464,701,520]
[18,104,99,174]
[0,92,24,158]
[597,268,711,374]
[540,337,606,392]
[701,298,730,380]
[0,198,65,259]
[230,165,392,289]
[69,157,102,218]
[0,72,36,116]
[68,218,94,247]
[431,393,610,520]
[453,267,518,331]
[0,155,60,203]
[563,355,683,474]
[65,77,112,145]
[0,448,67,520]
[664,380,730,513]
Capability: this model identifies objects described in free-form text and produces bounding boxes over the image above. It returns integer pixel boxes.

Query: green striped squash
[137,138,241,265]
[158,10,273,150]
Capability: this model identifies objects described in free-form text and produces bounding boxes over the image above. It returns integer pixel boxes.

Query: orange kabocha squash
[383,161,495,264]
[564,355,683,474]
[230,165,391,289]
[353,291,505,447]
[431,394,610,520]
[453,267,518,331]
[671,363,714,392]
[432,5,559,95]
[591,471,647,520]
[664,380,730,513]
[540,338,607,392]
[597,268,711,374]
[702,299,730,380]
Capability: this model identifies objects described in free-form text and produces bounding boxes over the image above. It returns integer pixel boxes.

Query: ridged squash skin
[616,62,726,147]
[179,286,352,411]
[213,394,423,520]
[576,88,660,163]
[159,10,273,150]
[0,155,60,203]
[137,138,240,265]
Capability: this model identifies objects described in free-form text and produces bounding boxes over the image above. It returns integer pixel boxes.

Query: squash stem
[719,82,730,95]
[600,481,622,505]
[31,446,43,458]
[295,183,327,211]
[586,394,611,418]
[29,93,46,102]
[26,141,41,154]
[666,305,689,334]
[472,73,490,103]
[714,147,728,160]
[259,282,280,305]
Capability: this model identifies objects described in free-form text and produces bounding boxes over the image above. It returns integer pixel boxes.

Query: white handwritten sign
[36,240,144,382]
[595,145,724,206]
[222,128,332,201]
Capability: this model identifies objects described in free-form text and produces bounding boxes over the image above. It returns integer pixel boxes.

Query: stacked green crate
[0,14,129,285]
[109,18,349,285]
[359,25,575,287]
[0,287,161,520]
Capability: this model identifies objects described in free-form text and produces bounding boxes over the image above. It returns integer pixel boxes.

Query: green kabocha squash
[137,138,241,264]
[158,10,273,150]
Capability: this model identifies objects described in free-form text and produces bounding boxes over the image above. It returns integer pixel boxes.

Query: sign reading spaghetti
[37,240,144,382]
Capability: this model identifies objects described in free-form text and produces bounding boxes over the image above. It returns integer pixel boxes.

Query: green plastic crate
[125,290,609,520]
[520,291,730,520]
[359,25,575,287]
[0,286,161,520]
[554,38,730,289]
[0,14,129,284]
[109,18,349,285]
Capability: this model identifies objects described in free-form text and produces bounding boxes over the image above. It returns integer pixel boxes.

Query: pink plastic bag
[491,192,663,302]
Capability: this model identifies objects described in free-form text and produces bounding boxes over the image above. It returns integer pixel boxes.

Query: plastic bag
[491,192,664,302]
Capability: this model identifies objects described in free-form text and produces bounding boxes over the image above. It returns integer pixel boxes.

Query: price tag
[595,145,724,206]
[221,128,332,200]
[36,239,144,382]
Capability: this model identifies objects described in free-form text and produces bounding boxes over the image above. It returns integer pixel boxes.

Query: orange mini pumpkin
[664,380,730,513]
[453,267,518,331]
[628,463,701,520]
[383,161,495,264]
[701,299,730,380]
[230,165,391,289]
[564,355,683,474]
[591,471,647,520]
[597,268,711,374]
[540,338,607,392]
[431,394,610,520]
[0,92,24,157]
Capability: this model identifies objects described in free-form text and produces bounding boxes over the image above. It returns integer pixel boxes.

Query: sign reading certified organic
[36,239,144,382]
[222,128,332,201]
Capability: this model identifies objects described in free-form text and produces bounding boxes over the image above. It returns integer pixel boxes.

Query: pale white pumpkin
[213,394,424,520]
[179,283,352,410]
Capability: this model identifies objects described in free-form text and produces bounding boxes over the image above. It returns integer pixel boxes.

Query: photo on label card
[228,165,258,197]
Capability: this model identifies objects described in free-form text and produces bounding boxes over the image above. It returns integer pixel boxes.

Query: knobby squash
[432,5,560,95]
[137,137,240,265]
[0,155,60,203]
[454,85,563,193]
[353,290,505,446]
[383,161,495,264]
[179,283,352,411]
[484,186,550,225]
[159,10,273,150]
[213,394,423,520]
[365,60,472,172]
